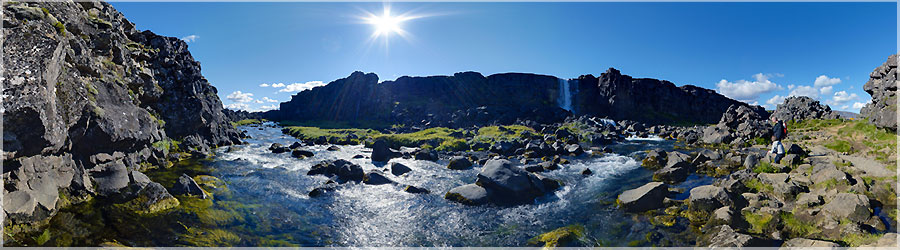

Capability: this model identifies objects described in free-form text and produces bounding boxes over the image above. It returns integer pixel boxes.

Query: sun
[366,8,404,37]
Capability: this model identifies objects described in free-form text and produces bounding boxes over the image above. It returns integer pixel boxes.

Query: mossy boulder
[117,182,179,215]
[526,224,585,247]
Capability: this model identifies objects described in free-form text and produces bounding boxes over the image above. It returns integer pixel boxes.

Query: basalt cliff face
[269,68,761,127]
[860,54,898,131]
[2,0,240,227]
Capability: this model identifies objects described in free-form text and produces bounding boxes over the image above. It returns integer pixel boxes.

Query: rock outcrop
[445,159,560,206]
[703,104,770,144]
[2,0,239,227]
[267,68,757,127]
[771,96,838,122]
[860,54,898,131]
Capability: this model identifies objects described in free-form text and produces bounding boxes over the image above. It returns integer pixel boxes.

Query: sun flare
[366,9,404,37]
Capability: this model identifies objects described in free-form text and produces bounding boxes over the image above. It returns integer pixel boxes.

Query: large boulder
[445,184,492,206]
[170,174,207,199]
[699,225,779,247]
[653,152,692,184]
[688,185,731,212]
[371,140,395,162]
[617,182,668,212]
[447,156,473,170]
[821,193,872,223]
[714,104,771,143]
[307,159,364,183]
[771,96,839,122]
[860,54,898,131]
[473,159,558,205]
[119,182,180,215]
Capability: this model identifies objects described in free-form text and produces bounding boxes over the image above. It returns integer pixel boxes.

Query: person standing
[770,117,786,164]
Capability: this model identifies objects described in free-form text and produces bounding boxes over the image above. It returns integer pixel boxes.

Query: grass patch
[744,179,774,193]
[279,120,389,130]
[473,125,537,143]
[151,139,180,153]
[526,224,585,247]
[780,212,820,238]
[840,232,883,247]
[231,119,262,127]
[824,140,853,153]
[752,161,778,173]
[742,210,776,234]
[283,126,378,144]
[374,127,460,148]
[435,138,469,152]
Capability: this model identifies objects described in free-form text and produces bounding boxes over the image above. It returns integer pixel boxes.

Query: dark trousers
[773,153,785,164]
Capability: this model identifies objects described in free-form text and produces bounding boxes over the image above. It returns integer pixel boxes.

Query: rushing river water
[20,123,712,247]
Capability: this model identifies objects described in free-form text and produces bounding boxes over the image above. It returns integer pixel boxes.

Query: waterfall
[558,78,572,112]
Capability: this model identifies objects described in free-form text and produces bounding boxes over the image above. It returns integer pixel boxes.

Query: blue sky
[112,2,897,112]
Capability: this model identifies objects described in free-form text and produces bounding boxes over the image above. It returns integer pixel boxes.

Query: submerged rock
[390,162,412,176]
[119,182,179,215]
[446,159,560,206]
[363,171,395,185]
[403,185,430,194]
[170,174,207,199]
[308,159,364,183]
[526,224,585,247]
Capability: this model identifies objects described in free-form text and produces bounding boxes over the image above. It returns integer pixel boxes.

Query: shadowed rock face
[3,0,239,225]
[268,68,758,127]
[860,54,898,131]
[772,96,838,122]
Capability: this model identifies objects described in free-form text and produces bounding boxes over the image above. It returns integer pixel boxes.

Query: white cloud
[259,83,270,87]
[813,75,841,87]
[271,83,286,88]
[787,84,795,90]
[715,73,782,100]
[852,101,870,110]
[820,86,833,96]
[789,85,820,99]
[262,97,279,103]
[226,91,254,103]
[255,100,263,104]
[766,95,786,107]
[279,81,326,93]
[259,104,278,111]
[224,103,250,111]
[831,91,858,104]
[181,35,198,43]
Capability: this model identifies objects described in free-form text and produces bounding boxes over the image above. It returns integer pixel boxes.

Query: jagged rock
[617,182,668,212]
[390,162,412,176]
[445,184,492,206]
[860,54,898,131]
[371,140,394,162]
[471,159,559,205]
[860,233,898,247]
[700,225,778,247]
[3,191,36,219]
[269,143,288,153]
[772,96,839,122]
[822,193,872,223]
[90,162,131,196]
[291,149,314,158]
[743,154,760,169]
[307,159,364,183]
[714,104,771,143]
[447,156,473,170]
[564,144,583,155]
[414,148,438,161]
[326,145,340,151]
[653,154,692,184]
[781,238,840,248]
[129,170,151,187]
[702,125,733,144]
[120,182,179,214]
[642,149,667,170]
[688,185,731,212]
[363,171,395,185]
[782,154,801,166]
[170,174,207,199]
[757,173,805,200]
[404,185,430,194]
[581,168,592,175]
[795,193,824,207]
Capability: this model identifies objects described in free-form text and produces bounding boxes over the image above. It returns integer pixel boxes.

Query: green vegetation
[435,139,469,152]
[824,140,852,153]
[744,179,774,193]
[151,139,180,153]
[32,229,51,245]
[373,127,460,148]
[282,126,378,144]
[526,224,585,248]
[52,21,65,34]
[279,120,389,130]
[473,125,536,143]
[779,212,820,238]
[840,232,883,247]
[231,119,263,127]
[749,137,771,146]
[752,161,778,173]
[742,210,776,235]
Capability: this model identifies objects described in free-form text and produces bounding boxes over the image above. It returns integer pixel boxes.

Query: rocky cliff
[860,54,897,131]
[2,0,240,228]
[771,96,838,122]
[269,68,759,127]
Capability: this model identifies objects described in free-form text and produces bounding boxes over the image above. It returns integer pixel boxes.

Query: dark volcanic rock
[707,104,771,144]
[390,162,412,176]
[266,68,756,127]
[617,182,668,212]
[308,159,364,183]
[772,96,839,122]
[860,54,898,131]
[370,140,394,162]
[447,156,473,170]
[2,0,240,225]
[170,174,207,199]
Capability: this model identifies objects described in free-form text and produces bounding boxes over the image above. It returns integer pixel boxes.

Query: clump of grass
[526,224,585,247]
[780,212,820,238]
[151,139,180,153]
[374,127,460,148]
[742,210,776,234]
[744,179,774,193]
[231,119,262,127]
[825,140,853,153]
[474,125,536,143]
[283,126,378,144]
[840,232,883,247]
[435,138,468,152]
[752,161,778,173]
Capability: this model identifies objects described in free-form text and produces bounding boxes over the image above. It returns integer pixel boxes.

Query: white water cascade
[558,78,573,112]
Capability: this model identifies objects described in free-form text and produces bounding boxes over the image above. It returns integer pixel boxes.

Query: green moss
[179,228,241,247]
[32,229,51,245]
[474,125,536,143]
[52,21,66,34]
[744,179,774,193]
[435,138,468,151]
[151,139,180,153]
[526,224,585,247]
[650,215,676,227]
[116,193,180,215]
[231,119,262,127]
[840,232,883,247]
[373,127,459,148]
[750,137,771,146]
